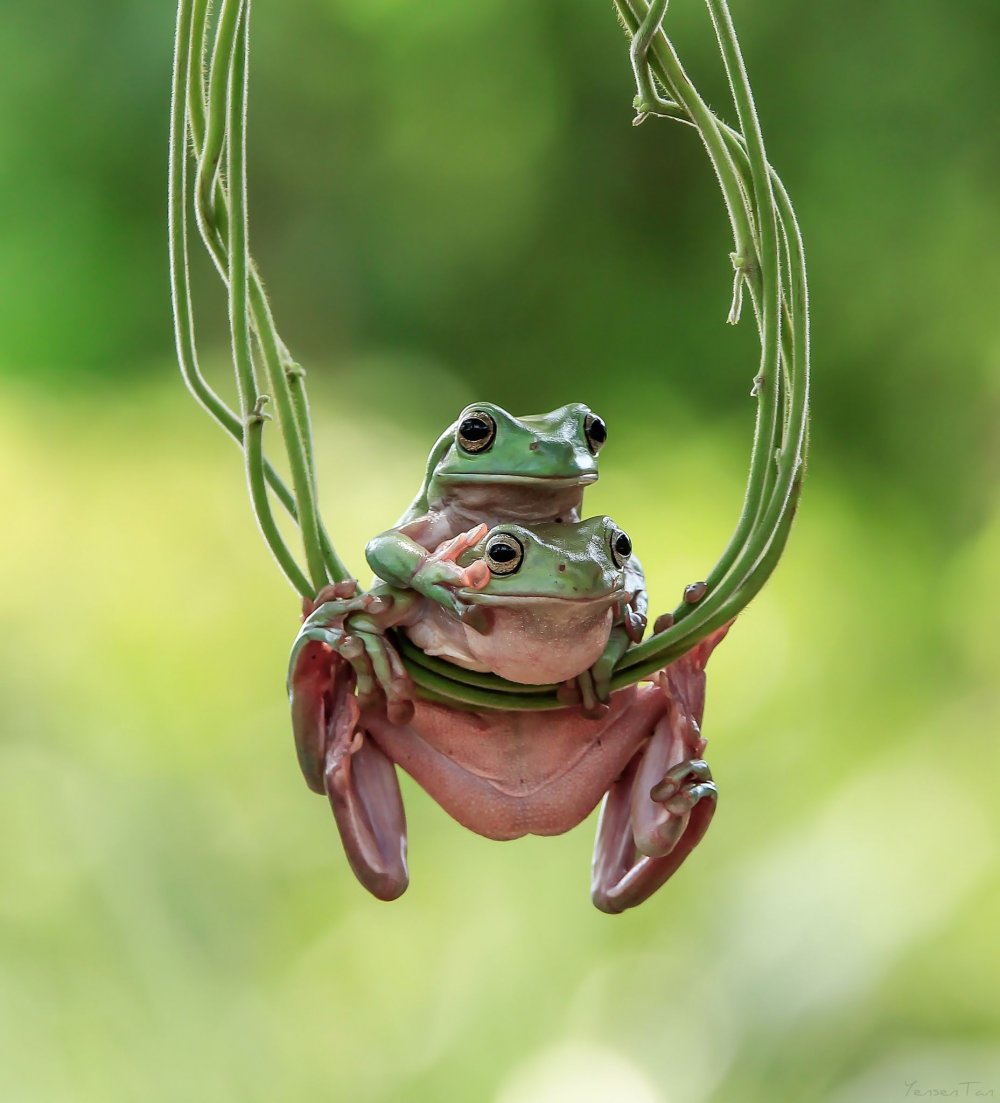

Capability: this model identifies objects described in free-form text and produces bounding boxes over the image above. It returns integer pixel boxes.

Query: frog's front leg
[590,624,730,914]
[578,593,648,711]
[571,557,648,712]
[292,586,418,725]
[367,522,490,620]
[289,585,380,792]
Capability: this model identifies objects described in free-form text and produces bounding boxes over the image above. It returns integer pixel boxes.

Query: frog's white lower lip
[437,473,598,487]
[456,587,624,607]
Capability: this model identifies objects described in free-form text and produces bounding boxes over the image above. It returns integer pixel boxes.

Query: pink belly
[362,684,663,840]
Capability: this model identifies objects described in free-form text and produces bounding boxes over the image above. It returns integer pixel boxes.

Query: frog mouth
[456,586,626,607]
[437,473,598,487]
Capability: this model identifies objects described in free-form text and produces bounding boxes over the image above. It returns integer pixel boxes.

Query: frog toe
[649,758,713,802]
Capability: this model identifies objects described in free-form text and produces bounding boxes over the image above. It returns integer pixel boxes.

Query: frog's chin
[434,474,595,523]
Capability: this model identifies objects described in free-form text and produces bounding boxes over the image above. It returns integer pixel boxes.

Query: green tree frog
[364,402,646,701]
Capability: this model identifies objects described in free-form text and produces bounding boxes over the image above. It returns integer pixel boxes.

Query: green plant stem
[246,275,330,590]
[611,471,803,685]
[622,0,759,288]
[597,0,806,671]
[224,2,312,596]
[701,0,781,559]
[246,401,312,596]
[617,173,808,673]
[405,0,810,705]
[170,0,301,523]
[399,92,807,697]
[187,1,349,585]
[617,0,781,606]
[197,0,241,284]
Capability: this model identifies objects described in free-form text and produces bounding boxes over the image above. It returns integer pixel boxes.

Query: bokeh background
[1,1,998,1100]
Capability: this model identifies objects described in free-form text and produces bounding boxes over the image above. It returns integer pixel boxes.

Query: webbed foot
[650,758,715,807]
[290,590,413,727]
[301,578,362,619]
[639,758,717,857]
[410,524,491,625]
[591,748,719,915]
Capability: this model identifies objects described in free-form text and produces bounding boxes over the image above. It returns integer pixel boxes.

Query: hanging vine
[168,0,809,711]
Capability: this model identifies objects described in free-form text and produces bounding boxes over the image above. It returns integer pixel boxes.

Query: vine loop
[168,0,809,710]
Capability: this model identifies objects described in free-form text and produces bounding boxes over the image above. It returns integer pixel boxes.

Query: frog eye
[610,530,632,568]
[457,410,497,454]
[484,534,524,575]
[584,412,607,455]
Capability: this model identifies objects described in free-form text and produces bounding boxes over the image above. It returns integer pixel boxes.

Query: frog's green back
[394,422,458,525]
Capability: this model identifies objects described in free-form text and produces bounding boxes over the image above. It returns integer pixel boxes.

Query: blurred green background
[1,1,998,1100]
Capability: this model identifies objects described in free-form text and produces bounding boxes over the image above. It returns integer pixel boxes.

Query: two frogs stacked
[290,403,728,913]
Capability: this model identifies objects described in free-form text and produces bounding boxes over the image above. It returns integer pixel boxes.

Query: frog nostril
[528,442,540,451]
[557,563,566,573]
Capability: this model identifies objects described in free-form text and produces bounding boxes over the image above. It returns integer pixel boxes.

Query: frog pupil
[614,532,632,559]
[457,412,497,454]
[461,417,491,441]
[485,535,523,575]
[585,413,607,453]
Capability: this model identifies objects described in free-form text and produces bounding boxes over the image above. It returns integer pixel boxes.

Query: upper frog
[418,401,607,519]
[404,516,633,685]
[366,402,609,616]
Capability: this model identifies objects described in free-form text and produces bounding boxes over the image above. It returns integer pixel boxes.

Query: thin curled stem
[185,21,350,582]
[169,0,301,523]
[202,0,335,590]
[404,0,809,704]
[171,0,349,588]
[224,3,311,595]
[620,0,782,621]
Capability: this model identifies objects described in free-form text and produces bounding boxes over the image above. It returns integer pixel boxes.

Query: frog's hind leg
[288,638,336,794]
[590,720,716,915]
[323,671,408,901]
[290,641,408,900]
[590,624,731,914]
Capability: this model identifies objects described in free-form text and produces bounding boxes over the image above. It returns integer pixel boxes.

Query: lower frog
[300,518,644,716]
[289,518,728,913]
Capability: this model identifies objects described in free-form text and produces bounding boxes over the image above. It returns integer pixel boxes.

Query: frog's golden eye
[611,529,632,568]
[485,534,524,575]
[584,412,607,455]
[457,410,497,454]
